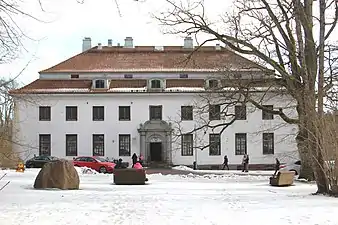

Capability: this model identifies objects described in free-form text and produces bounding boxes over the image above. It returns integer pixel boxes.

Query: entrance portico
[137,120,173,165]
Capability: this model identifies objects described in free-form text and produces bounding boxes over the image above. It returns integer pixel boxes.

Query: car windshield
[95,157,108,162]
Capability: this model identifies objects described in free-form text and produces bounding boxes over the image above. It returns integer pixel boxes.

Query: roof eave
[39,68,272,74]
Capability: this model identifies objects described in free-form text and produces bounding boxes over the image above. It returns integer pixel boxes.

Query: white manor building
[10,36,298,169]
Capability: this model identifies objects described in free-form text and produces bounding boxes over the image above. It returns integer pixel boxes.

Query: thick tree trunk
[309,120,330,194]
[310,134,330,194]
[296,99,330,194]
[302,98,330,194]
[296,131,314,180]
[296,102,315,180]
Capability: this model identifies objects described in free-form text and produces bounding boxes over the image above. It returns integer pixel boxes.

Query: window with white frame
[263,133,274,154]
[235,133,247,155]
[93,134,104,156]
[209,134,221,155]
[66,134,77,156]
[181,134,193,156]
[95,80,105,88]
[150,80,162,88]
[119,134,131,156]
[208,79,219,88]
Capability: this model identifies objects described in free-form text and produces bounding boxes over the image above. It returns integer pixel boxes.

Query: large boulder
[34,159,80,190]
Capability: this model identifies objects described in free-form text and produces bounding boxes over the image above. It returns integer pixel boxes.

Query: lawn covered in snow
[0,168,337,225]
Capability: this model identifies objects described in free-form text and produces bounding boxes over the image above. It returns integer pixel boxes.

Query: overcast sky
[0,0,230,86]
[2,0,337,87]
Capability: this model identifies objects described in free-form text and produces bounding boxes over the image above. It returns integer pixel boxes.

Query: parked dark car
[25,156,59,168]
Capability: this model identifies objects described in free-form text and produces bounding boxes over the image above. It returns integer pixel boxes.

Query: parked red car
[73,156,116,173]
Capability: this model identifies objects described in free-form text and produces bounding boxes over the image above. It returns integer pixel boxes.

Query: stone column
[140,131,146,160]
[165,131,172,164]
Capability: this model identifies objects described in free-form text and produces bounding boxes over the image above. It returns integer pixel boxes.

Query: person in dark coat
[242,154,249,172]
[245,155,249,172]
[273,158,281,177]
[222,155,229,170]
[115,158,123,169]
[132,153,138,168]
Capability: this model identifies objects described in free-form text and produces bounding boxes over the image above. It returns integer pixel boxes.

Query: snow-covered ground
[0,168,337,225]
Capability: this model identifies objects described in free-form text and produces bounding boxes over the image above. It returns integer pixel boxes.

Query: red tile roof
[40,46,268,73]
[10,45,273,94]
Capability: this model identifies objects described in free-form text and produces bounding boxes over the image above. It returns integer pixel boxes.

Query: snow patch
[172,165,193,171]
[75,166,97,175]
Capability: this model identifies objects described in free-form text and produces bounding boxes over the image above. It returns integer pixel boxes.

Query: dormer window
[208,79,219,89]
[95,80,105,89]
[151,80,161,89]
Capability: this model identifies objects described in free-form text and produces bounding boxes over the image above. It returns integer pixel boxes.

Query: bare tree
[0,78,21,167]
[154,0,338,195]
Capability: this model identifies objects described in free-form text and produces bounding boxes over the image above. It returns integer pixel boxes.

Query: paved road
[145,168,195,175]
[145,168,272,176]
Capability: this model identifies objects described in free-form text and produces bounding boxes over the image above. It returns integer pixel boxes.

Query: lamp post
[193,124,198,170]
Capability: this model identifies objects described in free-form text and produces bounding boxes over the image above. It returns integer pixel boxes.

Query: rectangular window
[95,80,105,88]
[92,106,104,121]
[93,134,104,156]
[235,105,247,120]
[124,74,133,78]
[181,134,193,156]
[39,134,51,156]
[263,133,274,154]
[235,133,247,155]
[149,105,162,120]
[39,106,51,121]
[179,74,188,78]
[150,80,161,88]
[119,106,131,121]
[209,104,220,120]
[208,80,219,88]
[209,134,221,155]
[119,134,131,156]
[71,74,79,79]
[262,105,274,120]
[66,106,77,121]
[181,106,193,120]
[66,134,77,156]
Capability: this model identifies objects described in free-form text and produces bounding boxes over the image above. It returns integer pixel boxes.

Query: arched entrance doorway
[138,120,173,165]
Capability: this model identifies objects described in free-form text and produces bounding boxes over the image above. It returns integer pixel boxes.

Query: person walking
[273,158,281,177]
[242,154,249,172]
[245,154,249,172]
[132,153,138,168]
[222,155,229,170]
[139,154,144,166]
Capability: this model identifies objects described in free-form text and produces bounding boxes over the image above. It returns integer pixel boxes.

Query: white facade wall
[13,91,298,166]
